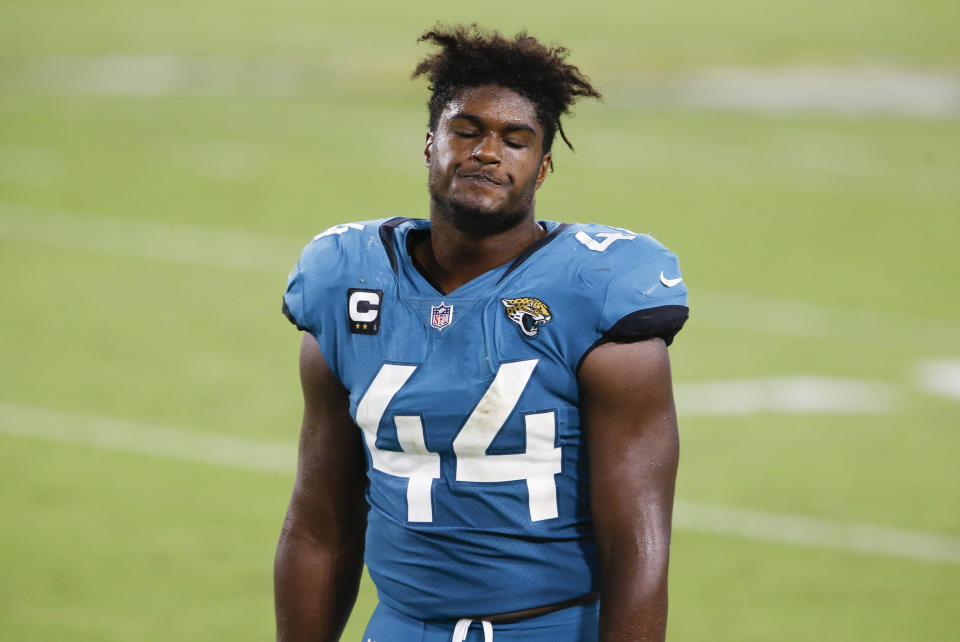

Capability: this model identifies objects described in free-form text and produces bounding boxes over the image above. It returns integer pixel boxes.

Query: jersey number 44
[356,359,561,523]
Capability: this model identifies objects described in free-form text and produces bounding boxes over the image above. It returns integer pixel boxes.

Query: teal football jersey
[283,218,688,619]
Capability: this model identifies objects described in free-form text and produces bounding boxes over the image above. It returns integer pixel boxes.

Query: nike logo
[660,271,683,287]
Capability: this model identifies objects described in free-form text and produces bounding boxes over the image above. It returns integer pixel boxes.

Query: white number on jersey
[355,364,440,522]
[355,360,561,523]
[453,360,561,521]
[574,230,636,252]
[314,223,364,239]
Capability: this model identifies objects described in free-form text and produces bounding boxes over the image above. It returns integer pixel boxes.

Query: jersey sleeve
[598,247,689,346]
[281,232,344,344]
[281,262,308,331]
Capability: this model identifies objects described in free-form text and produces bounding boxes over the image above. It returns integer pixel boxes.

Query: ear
[535,151,552,189]
[423,131,433,166]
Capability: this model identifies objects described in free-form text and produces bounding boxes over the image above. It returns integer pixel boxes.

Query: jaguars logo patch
[501,297,552,338]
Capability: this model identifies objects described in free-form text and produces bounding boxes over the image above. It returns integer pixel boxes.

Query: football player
[275,24,688,642]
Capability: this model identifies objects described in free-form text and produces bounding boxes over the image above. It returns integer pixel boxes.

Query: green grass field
[2,1,959,640]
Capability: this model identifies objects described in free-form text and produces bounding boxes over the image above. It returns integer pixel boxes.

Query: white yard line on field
[11,55,960,117]
[0,402,295,474]
[626,66,960,118]
[4,202,960,351]
[0,203,297,272]
[915,359,960,401]
[675,376,896,415]
[2,401,959,564]
[21,55,314,98]
[693,290,960,352]
[673,501,960,564]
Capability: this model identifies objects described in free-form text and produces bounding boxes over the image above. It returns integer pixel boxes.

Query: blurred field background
[2,1,959,640]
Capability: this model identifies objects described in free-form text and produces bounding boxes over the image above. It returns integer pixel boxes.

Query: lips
[459,172,506,186]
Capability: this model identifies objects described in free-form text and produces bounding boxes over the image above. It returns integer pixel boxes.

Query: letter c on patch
[349,290,380,322]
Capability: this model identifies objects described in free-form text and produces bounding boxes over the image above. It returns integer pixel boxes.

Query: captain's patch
[348,288,382,335]
[501,297,552,338]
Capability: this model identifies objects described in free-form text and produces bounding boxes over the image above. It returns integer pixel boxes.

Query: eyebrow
[451,112,537,136]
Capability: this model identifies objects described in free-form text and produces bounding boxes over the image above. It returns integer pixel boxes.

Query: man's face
[425,85,552,235]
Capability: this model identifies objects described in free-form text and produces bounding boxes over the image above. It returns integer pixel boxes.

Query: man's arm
[275,333,368,642]
[579,338,680,642]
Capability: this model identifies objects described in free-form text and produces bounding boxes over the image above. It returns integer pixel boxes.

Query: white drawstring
[452,618,493,642]
[452,619,470,642]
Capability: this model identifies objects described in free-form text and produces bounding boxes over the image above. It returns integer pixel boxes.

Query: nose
[471,134,501,165]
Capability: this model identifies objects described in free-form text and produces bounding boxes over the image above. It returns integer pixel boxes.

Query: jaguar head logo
[501,297,552,338]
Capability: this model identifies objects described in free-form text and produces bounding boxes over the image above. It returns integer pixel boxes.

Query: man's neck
[414,209,546,294]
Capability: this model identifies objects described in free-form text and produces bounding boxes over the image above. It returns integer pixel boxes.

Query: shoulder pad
[564,223,689,345]
[281,219,388,334]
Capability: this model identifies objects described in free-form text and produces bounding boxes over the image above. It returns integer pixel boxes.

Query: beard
[428,178,538,237]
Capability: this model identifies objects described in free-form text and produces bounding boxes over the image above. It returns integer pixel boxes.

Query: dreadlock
[412,24,601,165]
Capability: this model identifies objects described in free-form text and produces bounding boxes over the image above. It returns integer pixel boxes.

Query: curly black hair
[412,24,601,162]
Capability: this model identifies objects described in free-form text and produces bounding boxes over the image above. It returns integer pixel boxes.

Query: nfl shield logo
[430,302,453,331]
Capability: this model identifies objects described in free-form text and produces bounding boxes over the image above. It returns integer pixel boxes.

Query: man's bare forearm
[597,540,670,641]
[274,523,365,642]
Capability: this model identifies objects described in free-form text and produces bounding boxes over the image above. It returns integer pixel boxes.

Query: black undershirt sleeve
[602,304,689,347]
[576,304,689,375]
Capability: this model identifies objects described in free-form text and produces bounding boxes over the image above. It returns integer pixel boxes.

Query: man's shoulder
[283,217,405,338]
[298,218,391,257]
[544,222,679,280]
[547,222,688,345]
[294,217,406,279]
[559,222,672,254]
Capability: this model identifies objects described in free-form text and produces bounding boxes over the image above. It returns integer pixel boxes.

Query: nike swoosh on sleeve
[660,271,683,287]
